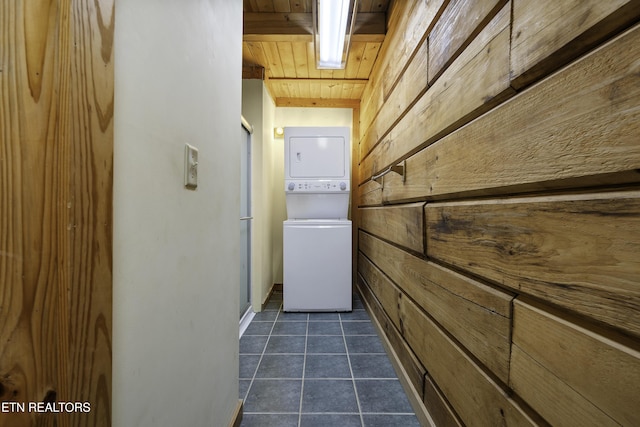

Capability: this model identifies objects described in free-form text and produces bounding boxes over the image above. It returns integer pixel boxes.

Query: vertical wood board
[1,1,63,425]
[0,1,113,426]
[64,1,114,425]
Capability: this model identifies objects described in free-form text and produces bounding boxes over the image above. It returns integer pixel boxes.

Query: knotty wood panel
[64,2,113,426]
[428,0,506,83]
[359,203,425,253]
[361,2,513,182]
[511,0,640,89]
[359,0,446,137]
[357,180,382,207]
[358,254,402,334]
[359,255,466,425]
[356,267,426,399]
[423,374,464,427]
[243,12,385,40]
[426,191,640,337]
[1,3,62,425]
[1,1,113,426]
[359,37,429,162]
[359,232,514,382]
[244,0,391,13]
[511,299,640,426]
[383,22,640,201]
[399,294,537,426]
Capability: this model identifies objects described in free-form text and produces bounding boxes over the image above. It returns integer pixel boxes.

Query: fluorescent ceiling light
[314,0,357,69]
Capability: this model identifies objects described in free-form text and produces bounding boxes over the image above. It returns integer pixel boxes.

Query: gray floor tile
[350,354,397,379]
[252,310,278,321]
[239,355,261,379]
[363,414,421,427]
[305,354,351,378]
[239,293,418,424]
[352,299,365,310]
[340,310,371,320]
[278,311,309,321]
[342,321,377,335]
[240,335,269,354]
[239,379,251,399]
[356,380,414,413]
[241,413,298,427]
[272,321,308,335]
[308,321,342,335]
[345,335,385,354]
[300,413,362,427]
[244,321,274,335]
[243,379,302,413]
[302,380,359,413]
[308,312,340,321]
[263,300,282,311]
[265,335,306,354]
[306,335,346,354]
[256,354,304,379]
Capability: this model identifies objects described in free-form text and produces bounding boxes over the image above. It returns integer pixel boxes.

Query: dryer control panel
[285,180,350,192]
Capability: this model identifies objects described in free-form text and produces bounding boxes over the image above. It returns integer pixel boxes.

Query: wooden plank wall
[1,1,113,426]
[356,0,640,425]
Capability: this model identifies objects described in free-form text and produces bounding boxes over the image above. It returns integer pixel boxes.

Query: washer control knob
[288,182,295,191]
[340,182,347,191]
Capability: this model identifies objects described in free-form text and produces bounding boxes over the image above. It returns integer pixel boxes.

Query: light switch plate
[184,143,198,189]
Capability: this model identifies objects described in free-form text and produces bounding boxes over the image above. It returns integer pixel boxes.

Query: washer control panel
[285,180,350,192]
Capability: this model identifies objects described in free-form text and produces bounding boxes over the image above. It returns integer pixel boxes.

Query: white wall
[113,1,241,426]
[241,80,276,310]
[271,108,353,283]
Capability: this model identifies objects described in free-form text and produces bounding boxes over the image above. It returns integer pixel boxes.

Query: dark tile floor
[239,291,420,427]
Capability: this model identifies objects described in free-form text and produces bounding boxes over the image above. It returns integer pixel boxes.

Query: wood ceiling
[243,0,390,107]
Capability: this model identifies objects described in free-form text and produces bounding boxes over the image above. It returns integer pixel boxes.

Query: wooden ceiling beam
[268,77,368,85]
[242,65,265,80]
[275,97,361,108]
[243,12,386,42]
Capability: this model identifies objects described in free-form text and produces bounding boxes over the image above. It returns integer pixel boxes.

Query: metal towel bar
[371,160,406,184]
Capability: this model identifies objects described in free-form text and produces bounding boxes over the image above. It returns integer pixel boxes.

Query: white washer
[283,219,352,312]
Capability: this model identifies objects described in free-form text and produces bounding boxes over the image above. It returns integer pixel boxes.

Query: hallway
[239,291,420,427]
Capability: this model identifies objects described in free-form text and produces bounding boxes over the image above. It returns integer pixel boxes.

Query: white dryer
[283,126,352,312]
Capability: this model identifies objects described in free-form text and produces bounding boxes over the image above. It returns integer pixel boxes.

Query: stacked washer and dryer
[283,127,352,312]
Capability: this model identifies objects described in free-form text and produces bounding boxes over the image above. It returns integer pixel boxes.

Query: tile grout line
[241,294,420,425]
[297,311,309,427]
[340,312,366,427]
[243,301,283,406]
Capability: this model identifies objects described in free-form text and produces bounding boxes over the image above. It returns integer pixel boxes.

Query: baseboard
[355,284,436,427]
[239,308,256,338]
[228,399,243,427]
